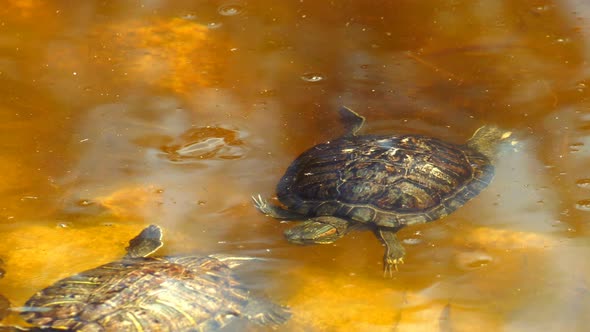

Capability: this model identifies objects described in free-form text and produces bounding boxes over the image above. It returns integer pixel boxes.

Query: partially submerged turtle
[0,259,9,321]
[21,225,290,331]
[253,107,511,276]
[0,294,8,322]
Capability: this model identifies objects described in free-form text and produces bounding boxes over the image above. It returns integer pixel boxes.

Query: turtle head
[125,224,163,258]
[284,216,349,245]
[466,125,512,162]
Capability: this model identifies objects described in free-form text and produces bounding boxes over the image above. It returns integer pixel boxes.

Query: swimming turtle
[0,295,8,322]
[253,107,511,276]
[20,225,290,331]
[0,259,9,321]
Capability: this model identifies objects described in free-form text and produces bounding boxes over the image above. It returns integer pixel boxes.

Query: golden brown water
[1,0,590,330]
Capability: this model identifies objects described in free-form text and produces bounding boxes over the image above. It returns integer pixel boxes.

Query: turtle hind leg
[243,298,291,327]
[251,194,304,220]
[284,216,350,245]
[375,227,406,277]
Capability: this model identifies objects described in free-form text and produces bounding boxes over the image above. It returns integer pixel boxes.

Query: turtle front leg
[375,228,406,277]
[251,194,304,220]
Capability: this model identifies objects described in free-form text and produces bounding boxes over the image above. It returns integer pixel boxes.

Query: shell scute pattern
[278,134,490,227]
[23,257,243,331]
[21,225,290,331]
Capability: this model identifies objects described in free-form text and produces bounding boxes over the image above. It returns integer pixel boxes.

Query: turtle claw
[383,257,404,278]
[251,194,273,216]
[252,195,304,220]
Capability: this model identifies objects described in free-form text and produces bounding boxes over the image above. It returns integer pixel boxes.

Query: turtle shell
[277,133,493,227]
[21,255,289,331]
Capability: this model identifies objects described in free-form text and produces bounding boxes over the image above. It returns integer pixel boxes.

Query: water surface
[1,1,590,330]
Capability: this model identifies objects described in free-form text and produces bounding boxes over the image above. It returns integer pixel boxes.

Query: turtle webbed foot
[383,257,405,278]
[376,228,406,278]
[251,194,275,216]
[243,298,291,327]
[251,194,302,220]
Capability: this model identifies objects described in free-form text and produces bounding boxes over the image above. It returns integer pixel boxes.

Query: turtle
[253,106,511,276]
[20,225,290,331]
[0,294,8,322]
[0,259,9,321]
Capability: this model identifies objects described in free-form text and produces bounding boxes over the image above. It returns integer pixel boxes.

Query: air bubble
[207,22,223,29]
[182,13,197,20]
[575,199,590,212]
[555,37,570,44]
[259,89,277,97]
[301,72,325,82]
[77,199,94,207]
[569,142,584,153]
[403,238,422,245]
[531,5,552,14]
[218,3,244,16]
[576,179,590,189]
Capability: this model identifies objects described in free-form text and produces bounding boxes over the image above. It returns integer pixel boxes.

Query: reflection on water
[160,126,246,162]
[1,0,590,330]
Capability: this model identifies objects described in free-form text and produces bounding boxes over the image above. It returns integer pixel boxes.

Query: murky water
[1,0,590,330]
